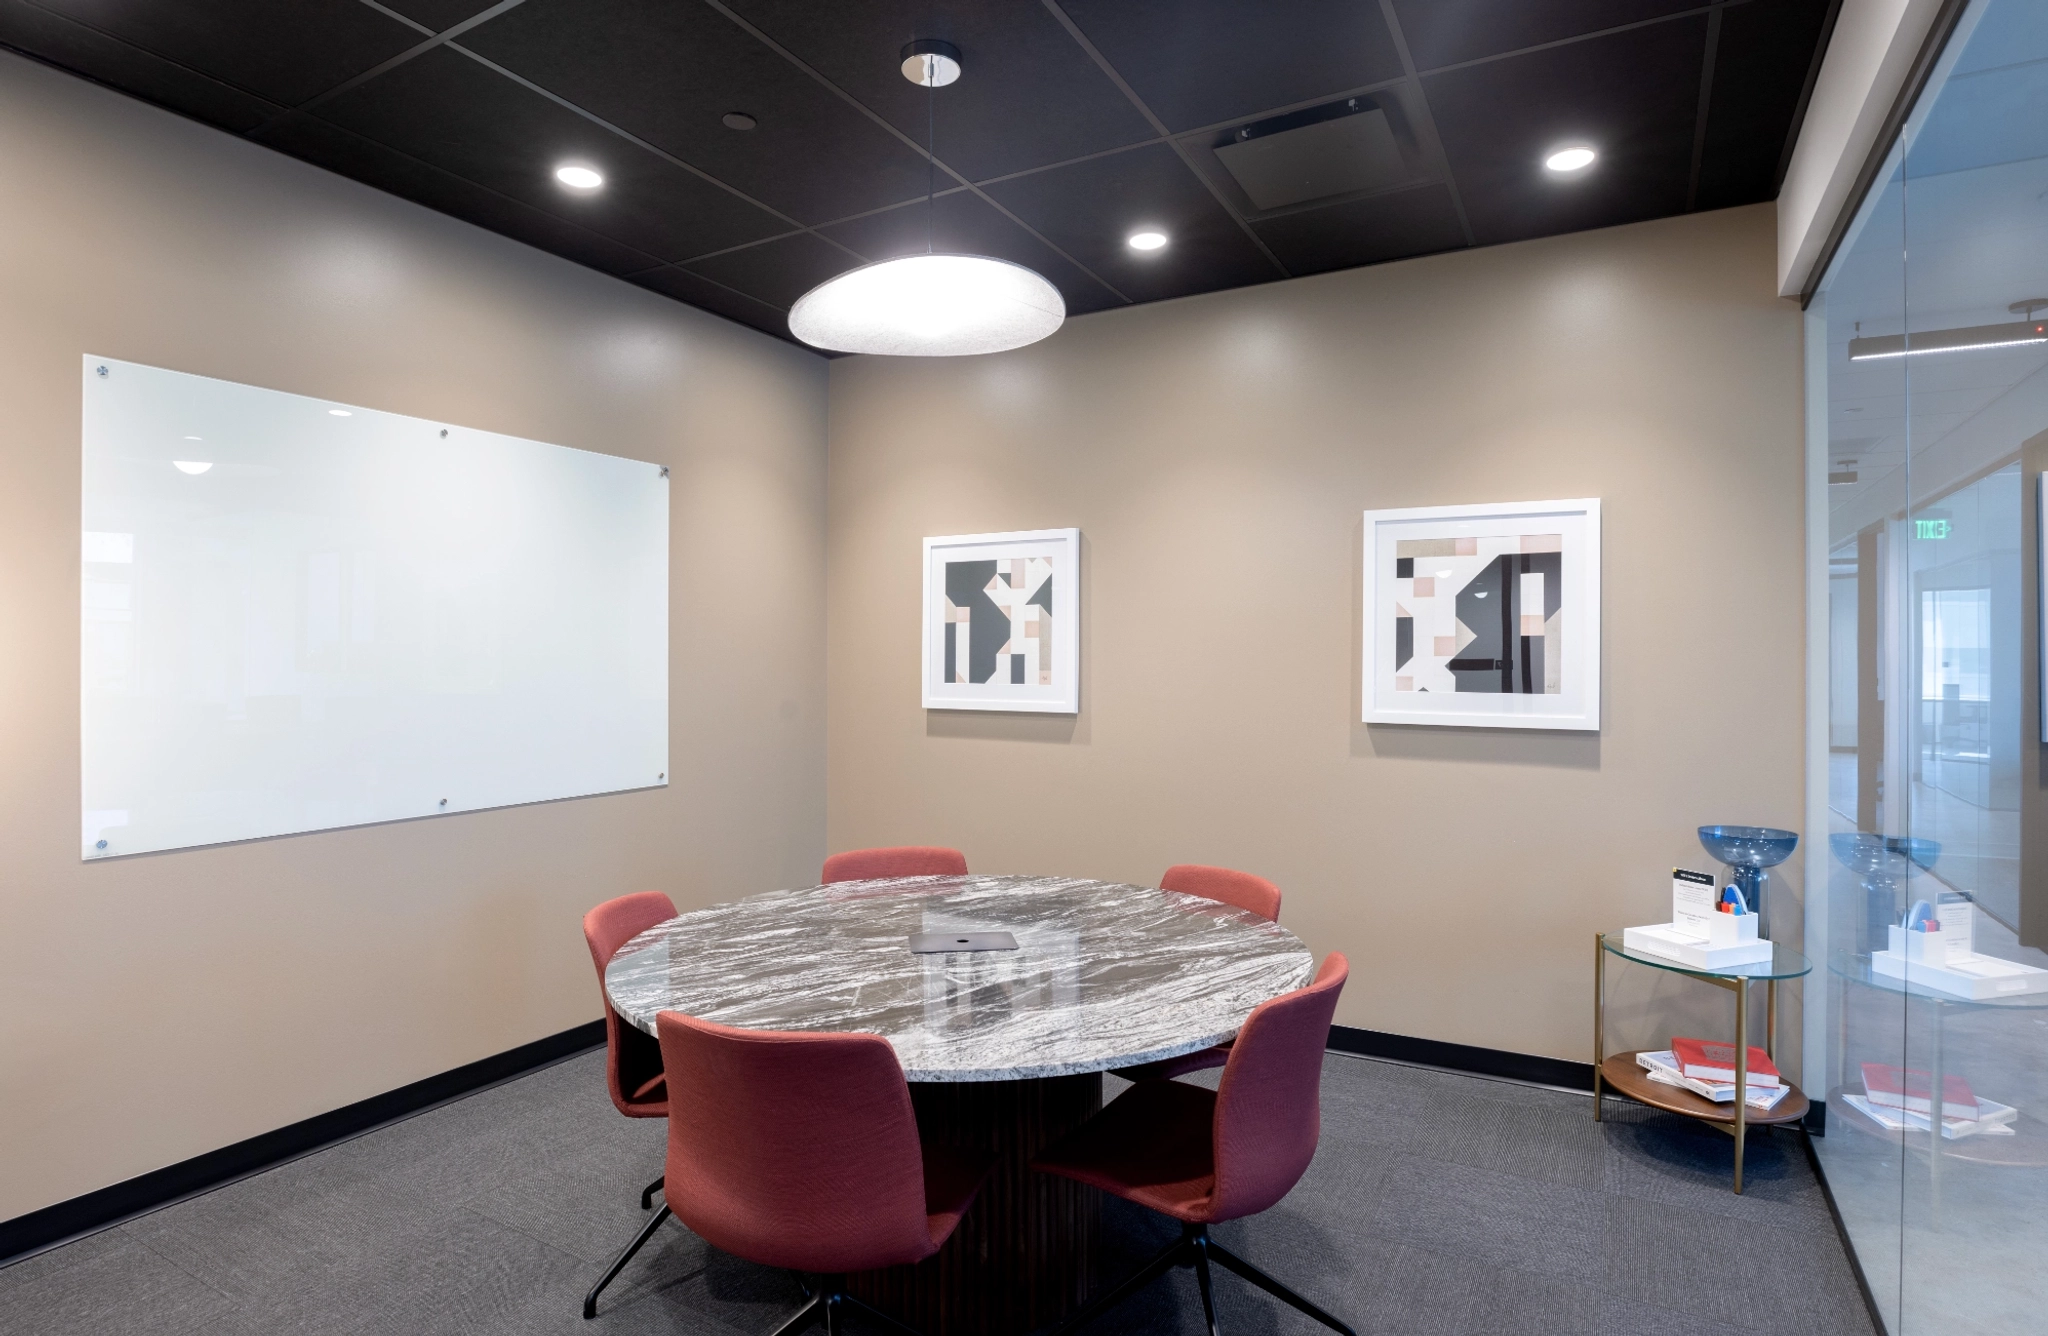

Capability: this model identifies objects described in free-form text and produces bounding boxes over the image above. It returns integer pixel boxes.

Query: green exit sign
[1916,518,1951,540]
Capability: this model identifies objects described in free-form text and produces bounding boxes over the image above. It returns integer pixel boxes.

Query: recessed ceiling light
[1127,231,1168,251]
[183,435,202,441]
[172,460,213,475]
[554,163,604,191]
[722,112,757,131]
[1544,146,1596,173]
[328,408,352,417]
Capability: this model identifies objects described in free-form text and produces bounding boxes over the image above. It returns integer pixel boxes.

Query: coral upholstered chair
[1161,864,1283,922]
[1034,954,1353,1336]
[654,1012,993,1334]
[1112,866,1284,1083]
[579,891,677,1319]
[820,845,968,883]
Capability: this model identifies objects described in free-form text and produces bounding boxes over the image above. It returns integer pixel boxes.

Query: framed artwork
[1362,498,1600,730]
[923,528,1080,713]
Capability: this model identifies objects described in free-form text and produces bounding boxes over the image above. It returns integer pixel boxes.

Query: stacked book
[1841,1063,2017,1140]
[1636,1038,1790,1113]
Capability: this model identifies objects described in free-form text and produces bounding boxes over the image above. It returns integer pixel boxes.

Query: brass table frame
[1593,931,1781,1194]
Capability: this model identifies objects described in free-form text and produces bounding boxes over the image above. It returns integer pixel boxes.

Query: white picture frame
[923,528,1080,713]
[1362,498,1601,730]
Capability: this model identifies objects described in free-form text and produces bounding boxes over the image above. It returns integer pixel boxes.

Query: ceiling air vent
[1213,98,1409,211]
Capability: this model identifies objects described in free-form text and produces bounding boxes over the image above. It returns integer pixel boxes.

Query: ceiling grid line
[1687,6,1726,211]
[692,0,1134,307]
[1374,0,1477,248]
[442,40,866,261]
[1412,1,1746,78]
[1038,0,1291,280]
[261,0,531,133]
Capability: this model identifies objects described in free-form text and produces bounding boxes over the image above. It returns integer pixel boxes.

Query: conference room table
[604,872,1313,1336]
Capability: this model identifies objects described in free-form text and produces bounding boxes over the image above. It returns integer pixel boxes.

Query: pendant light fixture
[788,40,1065,357]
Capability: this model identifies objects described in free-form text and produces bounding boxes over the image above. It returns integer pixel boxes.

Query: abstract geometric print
[925,527,1079,715]
[1392,535,1562,694]
[944,556,1054,686]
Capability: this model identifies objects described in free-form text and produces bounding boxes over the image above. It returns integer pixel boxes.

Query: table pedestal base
[849,1073,1103,1336]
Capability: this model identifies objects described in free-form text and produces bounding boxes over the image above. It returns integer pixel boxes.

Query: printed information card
[1672,868,1718,939]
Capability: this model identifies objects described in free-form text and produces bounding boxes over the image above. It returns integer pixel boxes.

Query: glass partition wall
[1806,2,2048,1332]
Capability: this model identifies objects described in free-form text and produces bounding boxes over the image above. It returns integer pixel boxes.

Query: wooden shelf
[1600,1052,1810,1126]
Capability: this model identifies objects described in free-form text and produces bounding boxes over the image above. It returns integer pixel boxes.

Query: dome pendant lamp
[788,40,1065,356]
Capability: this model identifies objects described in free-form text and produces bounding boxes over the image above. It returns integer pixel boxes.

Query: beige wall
[826,203,1805,1067]
[0,53,827,1220]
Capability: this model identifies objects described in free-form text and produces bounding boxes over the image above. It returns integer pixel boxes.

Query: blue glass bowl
[1829,832,1939,876]
[1698,825,1799,869]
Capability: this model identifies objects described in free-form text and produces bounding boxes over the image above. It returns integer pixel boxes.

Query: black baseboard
[0,1019,605,1268]
[1328,1024,1596,1091]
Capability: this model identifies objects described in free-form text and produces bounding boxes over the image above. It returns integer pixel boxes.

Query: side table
[1593,931,1814,1193]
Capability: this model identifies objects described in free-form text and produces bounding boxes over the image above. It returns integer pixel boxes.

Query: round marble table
[605,873,1313,1334]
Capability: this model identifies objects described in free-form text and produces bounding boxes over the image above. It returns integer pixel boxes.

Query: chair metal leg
[1051,1228,1193,1335]
[582,1204,671,1319]
[1205,1237,1356,1336]
[1191,1234,1222,1336]
[823,1293,844,1336]
[639,1174,664,1210]
[767,1293,826,1336]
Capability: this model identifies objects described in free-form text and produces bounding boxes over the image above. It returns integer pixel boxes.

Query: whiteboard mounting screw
[438,798,447,807]
[96,365,108,377]
[95,839,108,849]
[439,429,448,438]
[658,772,665,780]
[659,466,669,478]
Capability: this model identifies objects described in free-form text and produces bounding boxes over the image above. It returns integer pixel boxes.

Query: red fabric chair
[820,845,968,884]
[579,891,677,1319]
[1112,866,1283,1083]
[1034,954,1353,1336]
[654,1012,993,1333]
[1160,864,1283,921]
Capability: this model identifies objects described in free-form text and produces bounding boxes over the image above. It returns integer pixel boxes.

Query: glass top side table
[1593,931,1814,1193]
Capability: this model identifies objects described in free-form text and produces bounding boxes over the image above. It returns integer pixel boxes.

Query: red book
[1861,1064,1978,1120]
[1671,1037,1782,1088]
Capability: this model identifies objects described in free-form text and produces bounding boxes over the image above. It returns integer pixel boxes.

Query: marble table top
[604,874,1316,1082]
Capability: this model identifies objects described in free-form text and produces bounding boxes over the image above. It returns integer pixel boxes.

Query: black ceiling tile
[26,0,421,106]
[627,265,795,340]
[1390,0,1700,72]
[981,142,1282,304]
[1250,185,1469,276]
[683,231,857,310]
[310,45,786,262]
[459,0,932,225]
[1423,17,1706,246]
[1058,0,1405,132]
[1693,0,1834,211]
[376,0,500,31]
[0,0,285,132]
[721,0,1154,181]
[817,192,1125,316]
[255,113,666,275]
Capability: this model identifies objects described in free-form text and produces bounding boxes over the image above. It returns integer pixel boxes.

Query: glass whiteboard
[81,355,668,860]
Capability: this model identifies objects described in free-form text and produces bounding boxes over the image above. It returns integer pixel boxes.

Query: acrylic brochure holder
[1872,897,2048,1001]
[1623,867,1774,971]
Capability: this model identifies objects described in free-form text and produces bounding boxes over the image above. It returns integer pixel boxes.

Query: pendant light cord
[926,63,935,255]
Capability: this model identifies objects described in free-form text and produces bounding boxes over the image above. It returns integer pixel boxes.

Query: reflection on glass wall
[1808,2,2048,1333]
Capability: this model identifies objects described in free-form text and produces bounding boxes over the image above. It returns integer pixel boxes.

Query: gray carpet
[0,1051,1876,1335]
